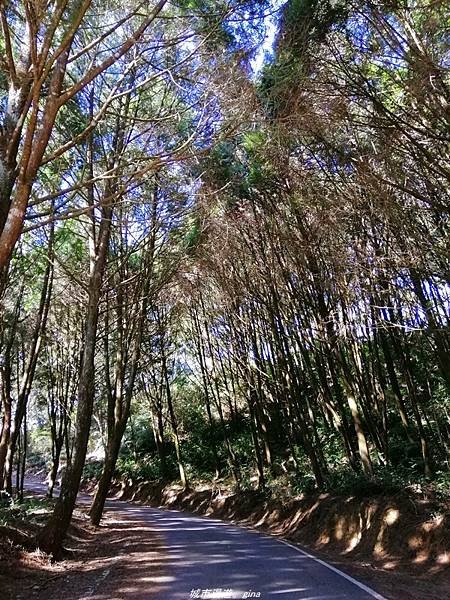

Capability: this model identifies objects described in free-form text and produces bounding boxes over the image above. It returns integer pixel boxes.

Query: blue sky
[250,1,284,75]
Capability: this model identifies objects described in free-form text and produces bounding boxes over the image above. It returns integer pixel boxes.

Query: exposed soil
[0,492,166,600]
[107,478,450,600]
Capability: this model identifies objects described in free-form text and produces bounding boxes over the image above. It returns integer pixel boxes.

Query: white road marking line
[160,505,388,599]
[276,539,388,600]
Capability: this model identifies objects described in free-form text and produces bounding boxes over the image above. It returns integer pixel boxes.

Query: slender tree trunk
[89,421,126,526]
[89,183,157,524]
[0,369,12,485]
[4,222,54,491]
[35,203,112,556]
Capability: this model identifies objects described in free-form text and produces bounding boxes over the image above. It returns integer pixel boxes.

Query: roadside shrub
[82,460,103,481]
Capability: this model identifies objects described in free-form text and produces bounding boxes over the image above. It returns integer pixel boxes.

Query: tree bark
[35,202,111,556]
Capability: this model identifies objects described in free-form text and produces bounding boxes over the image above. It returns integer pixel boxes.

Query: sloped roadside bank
[103,478,450,600]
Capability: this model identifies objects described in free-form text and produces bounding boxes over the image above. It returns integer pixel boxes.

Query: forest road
[26,480,387,600]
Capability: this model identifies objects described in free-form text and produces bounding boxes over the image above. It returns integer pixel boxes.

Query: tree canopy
[0,0,448,557]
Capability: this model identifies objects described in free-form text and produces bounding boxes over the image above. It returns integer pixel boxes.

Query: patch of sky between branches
[250,1,285,77]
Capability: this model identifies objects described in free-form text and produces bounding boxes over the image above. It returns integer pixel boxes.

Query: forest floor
[0,489,166,600]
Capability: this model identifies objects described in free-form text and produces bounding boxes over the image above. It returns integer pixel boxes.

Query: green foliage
[258,0,348,115]
[123,415,157,457]
[242,131,266,154]
[55,223,86,264]
[432,470,450,501]
[204,141,246,191]
[0,497,54,528]
[26,451,48,472]
[322,466,404,497]
[83,460,104,481]
[183,217,202,252]
[57,98,89,139]
[116,454,177,481]
[282,0,348,45]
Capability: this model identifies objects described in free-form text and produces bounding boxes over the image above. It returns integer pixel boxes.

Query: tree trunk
[35,203,111,556]
[3,222,54,491]
[89,421,125,526]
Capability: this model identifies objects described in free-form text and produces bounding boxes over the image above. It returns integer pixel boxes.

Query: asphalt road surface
[26,480,386,600]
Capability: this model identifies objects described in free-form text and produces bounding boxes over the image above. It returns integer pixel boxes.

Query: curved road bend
[26,481,387,600]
